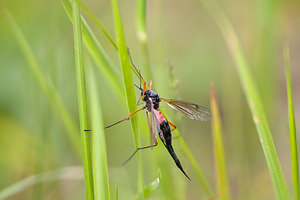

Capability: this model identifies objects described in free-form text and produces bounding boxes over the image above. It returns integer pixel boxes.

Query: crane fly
[105,52,211,180]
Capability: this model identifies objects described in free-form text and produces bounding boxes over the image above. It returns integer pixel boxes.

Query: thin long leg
[122,112,158,166]
[122,143,157,166]
[105,106,146,129]
[147,111,157,141]
[167,120,177,131]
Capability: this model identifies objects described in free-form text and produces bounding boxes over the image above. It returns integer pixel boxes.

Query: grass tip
[210,83,216,101]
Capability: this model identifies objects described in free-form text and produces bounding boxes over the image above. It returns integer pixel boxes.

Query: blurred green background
[0,0,300,199]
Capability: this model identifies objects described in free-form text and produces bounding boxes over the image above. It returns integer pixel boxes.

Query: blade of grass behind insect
[88,66,110,200]
[78,0,118,50]
[0,167,83,199]
[142,173,160,199]
[72,1,94,199]
[4,9,81,156]
[254,0,279,115]
[200,1,290,199]
[159,109,213,198]
[210,84,231,200]
[133,172,160,200]
[284,46,299,200]
[60,0,125,102]
[63,0,141,80]
[115,184,119,200]
[110,0,144,199]
[136,0,152,81]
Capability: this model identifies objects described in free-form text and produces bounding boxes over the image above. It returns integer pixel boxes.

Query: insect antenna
[134,84,143,91]
[127,48,146,85]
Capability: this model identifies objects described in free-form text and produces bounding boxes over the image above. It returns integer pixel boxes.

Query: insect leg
[167,120,177,131]
[105,106,146,129]
[160,112,177,131]
[122,112,158,166]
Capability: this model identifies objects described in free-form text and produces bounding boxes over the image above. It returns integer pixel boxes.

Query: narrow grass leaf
[115,184,118,200]
[142,174,160,199]
[284,46,299,200]
[72,1,94,199]
[4,9,81,156]
[88,66,110,200]
[136,0,147,43]
[200,2,290,199]
[210,84,231,200]
[62,0,140,80]
[110,0,144,199]
[0,167,83,199]
[78,0,118,50]
[60,0,125,102]
[136,0,152,81]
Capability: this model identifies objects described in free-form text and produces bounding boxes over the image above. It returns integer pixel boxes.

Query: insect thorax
[143,90,160,110]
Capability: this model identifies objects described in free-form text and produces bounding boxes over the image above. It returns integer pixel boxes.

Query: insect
[105,53,211,180]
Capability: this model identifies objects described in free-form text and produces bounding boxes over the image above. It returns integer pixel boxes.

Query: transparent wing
[160,98,211,121]
[152,109,162,137]
[147,101,159,147]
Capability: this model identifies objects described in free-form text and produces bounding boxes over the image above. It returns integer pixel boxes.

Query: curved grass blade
[200,1,290,199]
[135,172,160,199]
[143,174,160,199]
[284,46,299,200]
[110,0,144,199]
[78,0,118,50]
[61,0,141,85]
[88,66,110,200]
[0,167,83,199]
[210,84,231,200]
[72,1,94,199]
[4,9,81,156]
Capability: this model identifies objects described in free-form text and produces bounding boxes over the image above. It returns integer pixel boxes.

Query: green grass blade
[210,84,231,200]
[136,0,147,43]
[141,173,160,199]
[72,1,94,199]
[136,0,152,81]
[62,0,140,80]
[4,9,81,156]
[60,0,125,102]
[115,184,118,200]
[78,0,118,50]
[0,167,83,199]
[143,178,160,199]
[88,66,110,200]
[201,2,290,199]
[284,46,299,200]
[110,0,144,199]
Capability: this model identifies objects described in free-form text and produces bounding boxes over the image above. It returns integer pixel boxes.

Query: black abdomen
[160,119,172,145]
